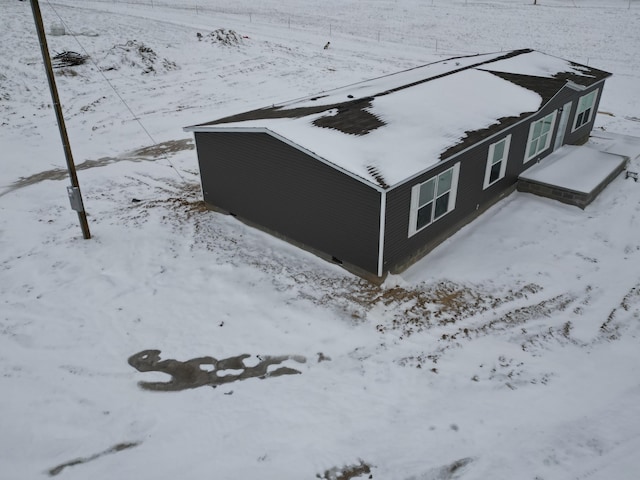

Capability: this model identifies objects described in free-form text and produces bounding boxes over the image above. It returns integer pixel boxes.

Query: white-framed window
[483,134,511,189]
[525,111,557,162]
[408,163,460,237]
[572,88,598,131]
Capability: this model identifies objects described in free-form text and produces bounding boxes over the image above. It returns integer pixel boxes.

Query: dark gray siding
[383,158,492,273]
[382,83,599,273]
[563,81,606,146]
[194,131,381,274]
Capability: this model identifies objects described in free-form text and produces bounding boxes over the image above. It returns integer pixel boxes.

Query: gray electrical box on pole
[67,186,85,212]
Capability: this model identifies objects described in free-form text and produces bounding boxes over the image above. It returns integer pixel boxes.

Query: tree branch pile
[52,51,88,68]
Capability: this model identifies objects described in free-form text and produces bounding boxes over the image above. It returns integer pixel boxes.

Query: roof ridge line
[372,49,532,99]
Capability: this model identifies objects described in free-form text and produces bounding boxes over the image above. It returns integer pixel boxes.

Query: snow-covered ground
[1,1,639,479]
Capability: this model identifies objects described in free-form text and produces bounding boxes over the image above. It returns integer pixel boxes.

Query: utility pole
[29,0,91,239]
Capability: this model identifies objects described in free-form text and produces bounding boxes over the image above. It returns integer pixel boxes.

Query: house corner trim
[377,190,387,278]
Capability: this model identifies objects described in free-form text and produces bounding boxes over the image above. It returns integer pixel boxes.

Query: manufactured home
[185,49,614,281]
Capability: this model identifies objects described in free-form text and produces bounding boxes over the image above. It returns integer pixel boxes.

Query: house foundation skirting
[202,203,386,285]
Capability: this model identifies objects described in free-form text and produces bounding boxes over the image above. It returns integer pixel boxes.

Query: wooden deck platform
[517,145,629,209]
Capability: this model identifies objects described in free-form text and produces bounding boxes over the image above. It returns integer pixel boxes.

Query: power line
[43,0,186,182]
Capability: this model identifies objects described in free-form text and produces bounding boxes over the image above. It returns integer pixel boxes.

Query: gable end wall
[194,132,381,274]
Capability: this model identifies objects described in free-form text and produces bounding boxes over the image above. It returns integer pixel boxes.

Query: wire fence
[73,0,639,13]
[88,0,637,7]
[53,0,635,63]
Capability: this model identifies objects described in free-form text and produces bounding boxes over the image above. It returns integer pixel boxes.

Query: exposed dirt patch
[0,139,193,197]
[422,457,474,480]
[317,460,372,480]
[369,282,544,338]
[116,181,636,377]
[48,442,139,476]
[126,186,578,358]
[470,355,553,390]
[129,139,194,158]
[128,349,306,391]
[599,282,640,341]
[124,180,207,226]
[0,72,9,102]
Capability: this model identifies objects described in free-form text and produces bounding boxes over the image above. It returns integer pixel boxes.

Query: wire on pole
[43,0,186,183]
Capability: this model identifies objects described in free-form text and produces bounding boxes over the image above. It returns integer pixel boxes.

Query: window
[525,111,557,162]
[408,163,460,237]
[483,135,511,189]
[573,89,598,131]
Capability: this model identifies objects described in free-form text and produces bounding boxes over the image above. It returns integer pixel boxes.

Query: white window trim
[572,88,599,132]
[524,110,557,163]
[408,163,460,237]
[483,134,511,189]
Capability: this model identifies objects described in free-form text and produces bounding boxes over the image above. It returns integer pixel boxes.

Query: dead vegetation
[0,73,9,102]
[370,282,545,338]
[471,354,553,390]
[198,28,244,46]
[100,40,178,74]
[600,283,640,341]
[422,457,474,480]
[52,51,88,68]
[317,460,372,480]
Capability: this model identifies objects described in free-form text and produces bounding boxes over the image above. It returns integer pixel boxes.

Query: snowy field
[1,0,640,479]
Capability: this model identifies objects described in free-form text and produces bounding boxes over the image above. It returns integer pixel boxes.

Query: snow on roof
[186,50,610,189]
[272,50,510,109]
[478,50,597,80]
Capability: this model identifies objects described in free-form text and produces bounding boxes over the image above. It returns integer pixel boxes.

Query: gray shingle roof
[186,49,611,188]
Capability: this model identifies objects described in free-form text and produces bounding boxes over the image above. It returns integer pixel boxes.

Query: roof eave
[183,126,386,192]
